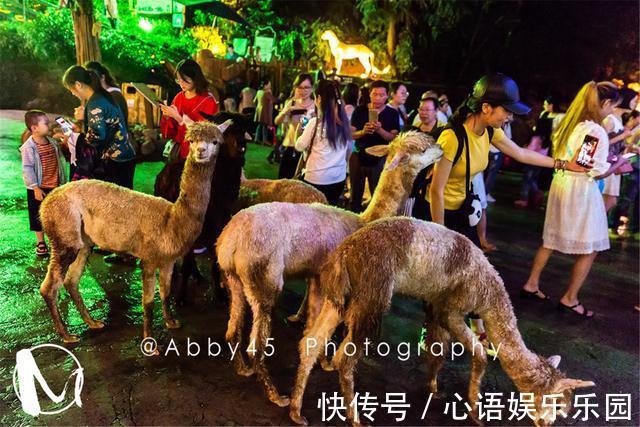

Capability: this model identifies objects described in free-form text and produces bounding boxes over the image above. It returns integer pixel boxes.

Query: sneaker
[418,326,428,352]
[193,246,207,255]
[36,241,49,257]
[486,193,496,203]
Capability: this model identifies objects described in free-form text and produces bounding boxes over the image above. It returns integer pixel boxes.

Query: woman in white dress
[522,81,621,317]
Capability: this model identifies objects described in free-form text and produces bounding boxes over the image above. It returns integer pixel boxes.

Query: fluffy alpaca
[216,131,442,407]
[289,217,595,426]
[154,113,248,303]
[39,122,226,343]
[236,177,328,210]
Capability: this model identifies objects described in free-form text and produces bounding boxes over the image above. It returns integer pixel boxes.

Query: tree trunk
[71,0,101,65]
[386,16,397,75]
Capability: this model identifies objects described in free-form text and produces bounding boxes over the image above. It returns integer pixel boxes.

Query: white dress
[543,121,610,254]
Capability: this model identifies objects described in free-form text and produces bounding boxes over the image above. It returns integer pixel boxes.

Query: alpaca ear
[553,378,596,393]
[365,145,390,157]
[386,151,411,171]
[218,119,233,134]
[547,355,561,368]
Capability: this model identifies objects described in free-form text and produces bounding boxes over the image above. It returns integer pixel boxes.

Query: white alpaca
[216,131,442,406]
[321,30,391,77]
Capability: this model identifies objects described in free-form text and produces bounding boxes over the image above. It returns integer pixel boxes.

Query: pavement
[0,110,638,426]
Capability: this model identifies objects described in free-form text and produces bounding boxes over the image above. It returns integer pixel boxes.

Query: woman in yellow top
[428,74,588,243]
[424,74,589,343]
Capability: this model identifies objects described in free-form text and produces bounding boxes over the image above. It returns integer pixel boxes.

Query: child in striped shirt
[20,110,67,256]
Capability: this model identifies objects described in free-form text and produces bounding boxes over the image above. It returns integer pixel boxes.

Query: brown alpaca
[236,177,328,209]
[289,217,595,426]
[216,131,442,407]
[39,122,227,343]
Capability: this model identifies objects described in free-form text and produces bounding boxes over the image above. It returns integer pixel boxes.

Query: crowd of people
[19,58,640,324]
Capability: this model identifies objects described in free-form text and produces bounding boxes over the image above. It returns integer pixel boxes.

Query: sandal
[557,301,594,318]
[36,241,49,257]
[520,288,550,301]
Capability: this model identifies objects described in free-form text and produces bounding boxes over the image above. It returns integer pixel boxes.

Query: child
[20,110,68,256]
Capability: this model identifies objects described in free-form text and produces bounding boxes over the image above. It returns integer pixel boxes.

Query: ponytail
[62,65,116,106]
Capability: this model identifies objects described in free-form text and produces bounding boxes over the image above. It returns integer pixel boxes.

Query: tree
[69,0,101,64]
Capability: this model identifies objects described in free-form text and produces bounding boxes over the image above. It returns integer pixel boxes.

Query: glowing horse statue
[321,30,391,77]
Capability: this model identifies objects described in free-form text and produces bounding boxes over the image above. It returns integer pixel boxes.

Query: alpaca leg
[211,256,227,303]
[159,263,180,329]
[141,263,157,340]
[335,56,343,74]
[40,246,80,343]
[288,278,310,324]
[62,246,104,329]
[290,302,342,425]
[422,303,450,396]
[361,55,372,76]
[304,275,324,330]
[335,330,363,426]
[225,272,253,376]
[245,279,289,407]
[443,313,488,424]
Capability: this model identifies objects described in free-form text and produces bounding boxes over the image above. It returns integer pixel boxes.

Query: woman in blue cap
[420,73,591,343]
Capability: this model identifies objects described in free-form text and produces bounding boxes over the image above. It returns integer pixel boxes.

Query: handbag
[293,119,319,180]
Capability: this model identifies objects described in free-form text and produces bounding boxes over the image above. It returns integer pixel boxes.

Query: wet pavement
[0,110,638,426]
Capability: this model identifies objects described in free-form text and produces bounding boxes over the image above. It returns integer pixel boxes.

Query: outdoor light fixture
[138,18,154,32]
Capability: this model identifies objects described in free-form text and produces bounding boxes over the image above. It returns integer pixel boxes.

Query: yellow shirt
[428,124,505,210]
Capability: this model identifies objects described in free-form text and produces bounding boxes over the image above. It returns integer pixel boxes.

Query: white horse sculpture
[321,30,391,77]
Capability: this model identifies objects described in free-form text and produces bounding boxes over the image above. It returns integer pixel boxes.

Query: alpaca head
[202,111,250,160]
[185,121,226,163]
[517,355,595,426]
[321,30,336,42]
[365,131,443,173]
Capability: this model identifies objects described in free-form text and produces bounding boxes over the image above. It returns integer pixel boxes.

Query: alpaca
[39,121,227,343]
[289,217,595,426]
[154,113,249,304]
[216,131,442,407]
[320,30,391,77]
[236,176,328,210]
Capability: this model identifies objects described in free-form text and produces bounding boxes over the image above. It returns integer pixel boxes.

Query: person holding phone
[160,59,218,160]
[522,81,621,318]
[274,73,315,178]
[349,80,400,212]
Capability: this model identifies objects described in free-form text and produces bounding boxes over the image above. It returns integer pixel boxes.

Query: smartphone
[368,108,379,123]
[55,116,74,136]
[576,134,599,168]
[290,108,307,116]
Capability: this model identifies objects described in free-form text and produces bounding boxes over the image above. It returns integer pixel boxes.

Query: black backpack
[411,124,494,219]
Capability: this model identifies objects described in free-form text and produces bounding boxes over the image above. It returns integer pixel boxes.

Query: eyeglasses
[297,85,313,90]
[175,77,193,85]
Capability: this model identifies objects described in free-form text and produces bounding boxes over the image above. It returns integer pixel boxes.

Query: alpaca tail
[320,249,352,316]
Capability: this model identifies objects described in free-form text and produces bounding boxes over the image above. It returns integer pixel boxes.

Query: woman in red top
[161,59,218,159]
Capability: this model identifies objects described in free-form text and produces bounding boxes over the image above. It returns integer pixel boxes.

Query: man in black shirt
[349,80,400,212]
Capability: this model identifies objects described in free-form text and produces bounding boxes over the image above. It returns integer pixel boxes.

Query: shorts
[26,188,53,232]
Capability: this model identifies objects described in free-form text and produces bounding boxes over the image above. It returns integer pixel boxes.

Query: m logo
[12,344,84,416]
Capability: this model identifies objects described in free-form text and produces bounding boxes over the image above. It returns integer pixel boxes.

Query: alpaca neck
[480,281,546,388]
[359,164,414,223]
[170,155,216,251]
